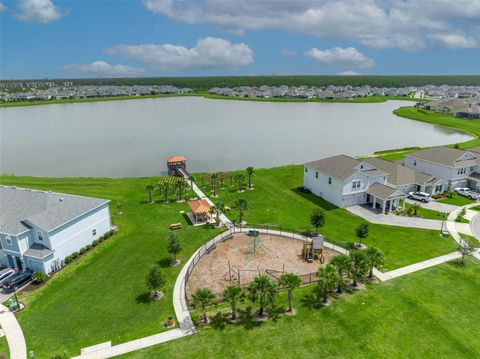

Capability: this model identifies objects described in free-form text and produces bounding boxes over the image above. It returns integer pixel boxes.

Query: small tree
[167,231,181,264]
[278,273,302,312]
[234,198,248,225]
[355,223,369,247]
[212,202,225,226]
[222,284,245,320]
[411,203,421,217]
[234,174,245,192]
[32,271,47,284]
[192,288,216,324]
[248,275,277,317]
[364,247,384,278]
[246,166,255,189]
[457,240,477,265]
[145,184,154,203]
[146,264,165,300]
[310,209,326,234]
[329,254,352,294]
[349,250,369,287]
[211,172,219,197]
[316,264,340,304]
[188,175,196,199]
[157,182,170,203]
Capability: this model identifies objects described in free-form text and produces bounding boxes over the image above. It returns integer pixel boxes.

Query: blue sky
[1,0,479,79]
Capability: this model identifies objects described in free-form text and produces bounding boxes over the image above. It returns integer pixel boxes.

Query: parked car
[0,268,15,286]
[2,271,32,292]
[408,191,432,203]
[456,188,480,200]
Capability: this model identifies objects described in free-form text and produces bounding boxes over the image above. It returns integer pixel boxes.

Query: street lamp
[440,211,447,236]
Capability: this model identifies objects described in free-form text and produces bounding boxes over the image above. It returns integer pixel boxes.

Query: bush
[79,247,87,255]
[50,351,69,359]
[32,271,47,284]
[64,255,72,264]
[92,239,100,246]
[71,252,79,259]
[85,244,92,250]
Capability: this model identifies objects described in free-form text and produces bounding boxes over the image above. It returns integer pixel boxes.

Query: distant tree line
[4,75,480,90]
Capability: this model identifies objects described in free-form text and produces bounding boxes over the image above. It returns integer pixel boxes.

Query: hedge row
[64,230,115,264]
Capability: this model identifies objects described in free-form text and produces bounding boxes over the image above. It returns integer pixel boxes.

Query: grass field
[196,166,456,270]
[401,202,447,220]
[120,258,480,359]
[438,193,475,206]
[0,175,222,357]
[0,165,458,357]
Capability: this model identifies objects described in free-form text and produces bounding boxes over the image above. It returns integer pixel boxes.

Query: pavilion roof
[167,156,186,163]
[187,199,211,214]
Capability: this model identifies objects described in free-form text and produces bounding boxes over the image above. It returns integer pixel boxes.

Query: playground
[186,232,336,297]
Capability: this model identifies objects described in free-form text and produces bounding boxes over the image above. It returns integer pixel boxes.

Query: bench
[169,223,182,230]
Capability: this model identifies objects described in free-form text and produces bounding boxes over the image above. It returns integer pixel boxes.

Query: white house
[304,155,406,213]
[404,147,480,191]
[0,186,111,274]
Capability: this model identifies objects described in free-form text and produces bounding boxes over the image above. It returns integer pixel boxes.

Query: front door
[7,255,14,269]
[15,257,23,271]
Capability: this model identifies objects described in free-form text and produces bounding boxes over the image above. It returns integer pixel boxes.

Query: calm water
[0,97,472,177]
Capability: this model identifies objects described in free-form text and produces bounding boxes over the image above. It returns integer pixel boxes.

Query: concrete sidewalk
[0,304,26,359]
[347,205,442,230]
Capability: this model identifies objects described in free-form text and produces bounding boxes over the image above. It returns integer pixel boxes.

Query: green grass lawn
[0,175,223,357]
[120,258,480,359]
[0,334,9,358]
[438,193,475,206]
[0,167,457,357]
[197,166,456,270]
[400,203,447,220]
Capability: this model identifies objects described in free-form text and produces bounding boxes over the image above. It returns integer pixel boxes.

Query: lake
[0,97,472,177]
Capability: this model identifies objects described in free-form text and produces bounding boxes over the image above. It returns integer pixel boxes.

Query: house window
[37,231,44,241]
[305,167,308,173]
[5,235,12,246]
[92,229,97,236]
[435,185,443,193]
[328,177,332,184]
[352,180,361,190]
[315,172,318,179]
[413,160,417,166]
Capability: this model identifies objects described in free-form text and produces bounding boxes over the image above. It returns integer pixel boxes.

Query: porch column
[382,201,386,214]
[402,197,406,209]
[389,199,393,212]
[372,197,377,209]
[12,256,18,270]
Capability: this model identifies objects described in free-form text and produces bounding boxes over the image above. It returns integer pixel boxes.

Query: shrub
[92,239,100,246]
[32,271,47,284]
[71,252,79,259]
[50,351,69,359]
[85,244,92,250]
[79,247,87,255]
[64,255,72,264]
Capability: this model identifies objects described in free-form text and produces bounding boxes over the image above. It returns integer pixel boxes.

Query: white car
[0,268,15,287]
[408,191,431,203]
[455,188,480,200]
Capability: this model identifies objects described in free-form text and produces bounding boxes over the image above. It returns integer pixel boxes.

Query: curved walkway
[0,304,27,359]
[447,204,480,261]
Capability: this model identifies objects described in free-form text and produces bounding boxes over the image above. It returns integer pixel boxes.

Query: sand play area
[186,233,336,297]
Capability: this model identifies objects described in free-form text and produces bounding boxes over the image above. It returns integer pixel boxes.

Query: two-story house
[0,186,111,274]
[304,155,406,213]
[404,147,479,191]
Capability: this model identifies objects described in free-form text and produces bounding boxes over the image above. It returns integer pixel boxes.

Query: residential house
[0,186,111,274]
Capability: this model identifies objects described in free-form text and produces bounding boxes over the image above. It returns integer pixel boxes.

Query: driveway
[406,199,458,213]
[347,205,443,230]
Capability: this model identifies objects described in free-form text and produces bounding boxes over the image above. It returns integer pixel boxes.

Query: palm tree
[364,247,384,278]
[211,172,218,197]
[188,175,195,199]
[157,182,170,203]
[234,174,245,192]
[349,250,369,287]
[310,209,326,234]
[192,288,216,324]
[222,285,245,320]
[329,254,352,294]
[176,179,188,202]
[246,167,255,190]
[411,203,421,217]
[234,198,248,225]
[145,184,154,203]
[248,275,277,317]
[213,202,225,226]
[278,273,302,312]
[316,264,340,304]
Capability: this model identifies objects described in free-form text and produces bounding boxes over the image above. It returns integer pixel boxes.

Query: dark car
[2,271,32,292]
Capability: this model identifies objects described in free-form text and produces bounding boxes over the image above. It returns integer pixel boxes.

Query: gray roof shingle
[23,243,54,259]
[407,147,478,168]
[367,183,405,200]
[305,155,386,181]
[0,186,109,235]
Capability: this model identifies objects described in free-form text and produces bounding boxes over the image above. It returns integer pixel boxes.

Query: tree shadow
[136,292,152,304]
[157,257,172,268]
[290,188,338,211]
[300,292,322,309]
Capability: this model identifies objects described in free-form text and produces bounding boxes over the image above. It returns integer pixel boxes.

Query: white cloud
[306,47,374,68]
[338,70,361,76]
[15,0,64,24]
[62,61,145,77]
[281,48,297,57]
[141,0,480,50]
[104,37,254,70]
[0,2,6,12]
[428,33,478,49]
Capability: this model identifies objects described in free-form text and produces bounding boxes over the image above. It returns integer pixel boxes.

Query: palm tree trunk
[232,303,237,320]
[288,289,293,312]
[203,311,208,323]
[323,291,328,304]
[259,305,264,316]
